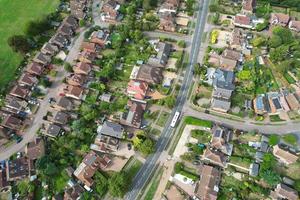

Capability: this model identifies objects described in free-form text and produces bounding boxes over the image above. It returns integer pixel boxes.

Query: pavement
[124,0,210,199]
[0,29,87,161]
[183,105,300,134]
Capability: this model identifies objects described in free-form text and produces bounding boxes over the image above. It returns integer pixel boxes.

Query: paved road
[144,31,190,42]
[183,105,300,134]
[124,0,210,199]
[0,29,87,161]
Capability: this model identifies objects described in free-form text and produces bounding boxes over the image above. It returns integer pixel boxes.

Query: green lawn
[0,0,59,87]
[269,115,284,122]
[156,112,170,127]
[123,157,143,181]
[190,129,211,143]
[184,116,212,128]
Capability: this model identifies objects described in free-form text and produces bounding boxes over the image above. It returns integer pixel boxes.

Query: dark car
[127,143,132,150]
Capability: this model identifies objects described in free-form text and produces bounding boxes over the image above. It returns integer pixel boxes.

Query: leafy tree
[237,70,251,81]
[270,45,289,62]
[256,22,268,31]
[79,19,86,27]
[282,134,297,146]
[259,153,281,185]
[177,40,186,48]
[272,26,293,44]
[294,179,300,192]
[7,35,31,54]
[108,172,128,197]
[268,35,282,48]
[64,62,73,72]
[17,180,35,198]
[269,134,280,146]
[25,17,51,37]
[174,162,184,173]
[93,172,108,197]
[139,138,155,155]
[260,169,281,186]
[164,96,176,109]
[36,155,59,177]
[252,37,267,47]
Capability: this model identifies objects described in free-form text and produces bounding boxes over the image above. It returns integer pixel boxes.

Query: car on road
[127,143,132,150]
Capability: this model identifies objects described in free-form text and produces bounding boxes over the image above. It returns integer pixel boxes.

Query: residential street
[183,105,300,135]
[125,0,210,199]
[0,29,87,161]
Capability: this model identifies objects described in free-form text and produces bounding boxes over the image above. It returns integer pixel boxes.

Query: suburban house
[44,123,63,138]
[127,80,149,100]
[230,29,244,51]
[270,13,290,27]
[73,62,92,75]
[131,64,164,84]
[67,73,87,87]
[18,73,38,87]
[70,0,88,19]
[0,112,23,131]
[100,93,112,103]
[64,183,85,200]
[289,20,300,32]
[267,92,284,113]
[6,157,34,181]
[242,0,256,15]
[73,151,111,187]
[90,30,110,47]
[120,100,146,128]
[0,126,11,147]
[49,111,70,125]
[0,168,8,189]
[210,126,233,155]
[270,183,299,200]
[272,145,298,165]
[203,148,227,168]
[253,94,270,114]
[220,48,241,71]
[58,24,75,38]
[233,15,253,29]
[285,93,300,111]
[91,132,120,153]
[26,62,43,76]
[81,42,101,53]
[97,121,124,139]
[101,0,120,22]
[4,95,28,114]
[159,12,176,32]
[9,85,30,100]
[63,15,79,31]
[50,33,70,49]
[194,165,221,200]
[54,96,74,111]
[63,85,85,100]
[211,69,235,113]
[33,52,51,66]
[78,50,97,64]
[41,42,59,56]
[148,42,171,67]
[159,0,179,13]
[25,138,45,160]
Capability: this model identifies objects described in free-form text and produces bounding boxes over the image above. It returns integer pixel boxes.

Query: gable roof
[97,121,124,139]
[25,138,45,160]
[18,73,38,86]
[26,62,43,76]
[195,165,220,200]
[136,64,163,84]
[273,145,298,164]
[203,149,227,167]
[9,85,30,99]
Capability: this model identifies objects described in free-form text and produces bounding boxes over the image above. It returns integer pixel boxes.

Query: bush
[64,62,73,72]
[282,134,297,146]
[7,35,31,54]
[177,40,185,48]
[269,134,280,146]
[174,162,184,173]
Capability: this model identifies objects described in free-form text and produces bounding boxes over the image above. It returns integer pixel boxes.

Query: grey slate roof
[97,121,123,139]
[211,98,231,112]
[148,42,171,67]
[213,69,235,91]
[249,163,259,177]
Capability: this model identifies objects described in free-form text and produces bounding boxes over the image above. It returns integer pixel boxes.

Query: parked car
[127,143,132,150]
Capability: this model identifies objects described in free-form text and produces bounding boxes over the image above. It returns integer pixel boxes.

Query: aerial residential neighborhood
[0,0,300,200]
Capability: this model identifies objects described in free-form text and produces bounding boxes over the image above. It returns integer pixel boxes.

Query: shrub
[282,134,297,146]
[269,134,280,146]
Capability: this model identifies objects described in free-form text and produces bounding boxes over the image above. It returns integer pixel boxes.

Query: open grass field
[0,0,59,88]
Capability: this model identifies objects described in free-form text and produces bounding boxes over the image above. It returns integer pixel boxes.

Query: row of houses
[232,0,300,32]
[0,15,80,149]
[0,138,45,189]
[253,89,300,115]
[158,0,189,32]
[194,124,299,200]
